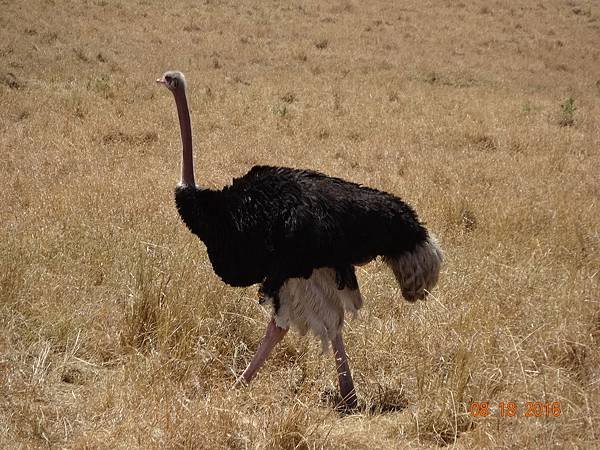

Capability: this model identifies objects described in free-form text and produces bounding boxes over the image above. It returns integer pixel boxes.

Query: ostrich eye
[172,78,179,88]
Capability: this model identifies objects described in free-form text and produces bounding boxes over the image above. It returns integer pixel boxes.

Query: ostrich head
[156,70,187,92]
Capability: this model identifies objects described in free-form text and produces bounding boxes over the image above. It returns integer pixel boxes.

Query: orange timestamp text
[469,401,562,417]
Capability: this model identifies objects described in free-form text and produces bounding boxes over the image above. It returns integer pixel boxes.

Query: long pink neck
[174,87,195,187]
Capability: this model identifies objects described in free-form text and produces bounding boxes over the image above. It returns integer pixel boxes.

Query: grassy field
[1,0,599,447]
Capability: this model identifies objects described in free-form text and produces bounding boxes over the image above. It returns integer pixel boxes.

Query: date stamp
[469,401,562,417]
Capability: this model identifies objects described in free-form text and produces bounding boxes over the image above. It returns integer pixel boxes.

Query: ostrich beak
[156,77,166,84]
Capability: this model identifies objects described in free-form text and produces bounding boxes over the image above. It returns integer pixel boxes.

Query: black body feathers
[175,165,429,292]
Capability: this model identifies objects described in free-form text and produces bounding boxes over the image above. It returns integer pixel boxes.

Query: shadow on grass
[320,385,409,416]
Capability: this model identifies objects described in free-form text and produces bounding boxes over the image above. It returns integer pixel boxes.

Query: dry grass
[1,0,599,447]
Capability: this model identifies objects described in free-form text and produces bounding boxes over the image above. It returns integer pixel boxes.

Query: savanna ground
[1,0,599,448]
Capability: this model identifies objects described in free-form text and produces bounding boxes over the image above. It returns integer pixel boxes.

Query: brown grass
[1,0,599,447]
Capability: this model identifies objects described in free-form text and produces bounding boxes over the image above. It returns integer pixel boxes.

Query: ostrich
[156,71,442,409]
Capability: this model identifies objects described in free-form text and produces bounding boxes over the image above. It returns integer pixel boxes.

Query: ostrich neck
[174,88,195,187]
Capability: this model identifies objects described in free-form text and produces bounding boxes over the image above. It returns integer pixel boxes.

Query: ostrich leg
[240,318,288,383]
[332,332,358,409]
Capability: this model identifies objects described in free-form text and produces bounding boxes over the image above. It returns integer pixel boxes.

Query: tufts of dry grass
[1,0,599,447]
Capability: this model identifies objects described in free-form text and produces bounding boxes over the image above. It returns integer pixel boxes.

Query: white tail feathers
[383,235,443,301]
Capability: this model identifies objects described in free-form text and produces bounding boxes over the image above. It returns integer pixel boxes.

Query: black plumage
[175,165,429,308]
